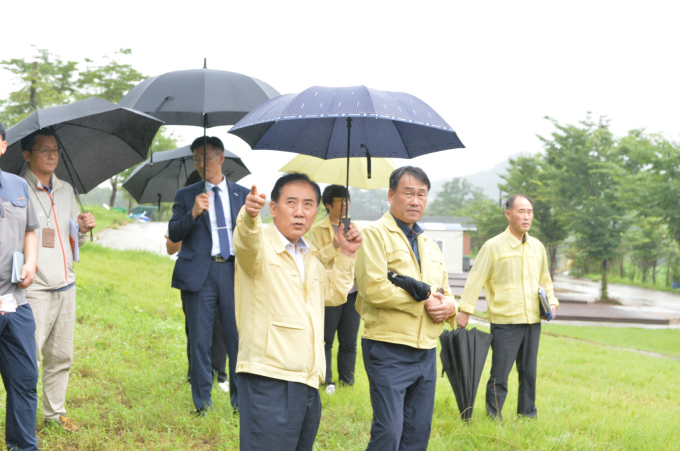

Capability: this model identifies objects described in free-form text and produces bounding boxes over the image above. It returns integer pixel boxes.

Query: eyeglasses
[192,154,221,165]
[32,148,62,157]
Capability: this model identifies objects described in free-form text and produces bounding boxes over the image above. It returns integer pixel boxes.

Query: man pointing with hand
[234,174,362,451]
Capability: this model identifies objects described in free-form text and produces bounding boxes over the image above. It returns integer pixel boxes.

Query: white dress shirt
[275,226,310,282]
[204,177,234,257]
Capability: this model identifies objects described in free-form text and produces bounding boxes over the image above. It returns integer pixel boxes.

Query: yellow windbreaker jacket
[458,227,559,324]
[307,215,339,270]
[233,208,355,388]
[355,212,457,350]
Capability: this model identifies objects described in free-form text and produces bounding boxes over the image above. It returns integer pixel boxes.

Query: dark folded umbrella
[387,269,432,301]
[439,327,492,421]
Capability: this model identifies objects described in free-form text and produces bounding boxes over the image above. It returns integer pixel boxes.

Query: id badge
[0,294,17,313]
[42,228,55,248]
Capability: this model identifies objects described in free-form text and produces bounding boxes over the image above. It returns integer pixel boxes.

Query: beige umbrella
[279,154,397,190]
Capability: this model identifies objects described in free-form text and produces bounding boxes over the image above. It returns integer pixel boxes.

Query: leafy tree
[465,198,508,255]
[540,115,628,300]
[625,217,664,284]
[0,48,178,209]
[619,132,680,246]
[0,48,79,125]
[427,177,486,216]
[499,153,569,276]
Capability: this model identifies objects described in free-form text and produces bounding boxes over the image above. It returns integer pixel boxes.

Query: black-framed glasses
[32,148,62,157]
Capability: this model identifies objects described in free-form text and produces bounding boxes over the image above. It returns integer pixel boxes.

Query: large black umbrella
[2,96,163,198]
[122,145,250,208]
[439,327,492,421]
[118,60,280,191]
[228,85,465,232]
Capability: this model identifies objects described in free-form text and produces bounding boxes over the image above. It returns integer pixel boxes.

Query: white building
[350,215,477,273]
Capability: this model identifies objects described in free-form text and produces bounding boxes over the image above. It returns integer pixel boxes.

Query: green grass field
[1,245,679,450]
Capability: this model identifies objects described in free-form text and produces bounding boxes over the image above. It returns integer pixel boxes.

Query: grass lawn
[543,324,680,358]
[1,245,679,450]
[85,204,130,234]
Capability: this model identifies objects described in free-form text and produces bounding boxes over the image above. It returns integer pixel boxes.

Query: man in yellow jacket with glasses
[457,194,558,421]
[355,166,457,451]
[233,173,362,451]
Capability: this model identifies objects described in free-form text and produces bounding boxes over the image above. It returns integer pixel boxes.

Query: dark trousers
[182,302,228,383]
[0,304,39,451]
[238,373,321,451]
[324,291,360,385]
[486,323,541,420]
[362,338,436,451]
[181,260,239,410]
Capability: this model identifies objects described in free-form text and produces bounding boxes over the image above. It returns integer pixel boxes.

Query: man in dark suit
[169,136,249,415]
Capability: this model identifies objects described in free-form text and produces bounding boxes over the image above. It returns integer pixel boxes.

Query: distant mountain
[431,159,511,202]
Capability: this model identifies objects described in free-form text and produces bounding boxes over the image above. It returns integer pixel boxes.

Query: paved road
[96,221,170,257]
[553,274,680,312]
[449,272,680,326]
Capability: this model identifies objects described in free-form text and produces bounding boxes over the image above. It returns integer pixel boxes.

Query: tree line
[427,116,680,300]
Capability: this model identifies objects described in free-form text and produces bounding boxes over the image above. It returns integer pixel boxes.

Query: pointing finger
[250,185,258,196]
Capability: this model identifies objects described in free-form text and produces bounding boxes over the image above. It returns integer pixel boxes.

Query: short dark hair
[389,166,431,191]
[21,127,57,151]
[271,173,321,206]
[321,184,350,213]
[505,194,534,210]
[190,136,225,153]
[184,170,202,187]
[0,122,6,141]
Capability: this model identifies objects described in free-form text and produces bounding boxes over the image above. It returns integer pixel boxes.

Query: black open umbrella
[2,97,163,195]
[228,85,465,233]
[122,144,250,210]
[439,327,492,421]
[118,59,279,191]
[2,96,162,240]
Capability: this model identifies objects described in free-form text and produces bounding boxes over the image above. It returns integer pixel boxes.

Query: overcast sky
[3,0,679,196]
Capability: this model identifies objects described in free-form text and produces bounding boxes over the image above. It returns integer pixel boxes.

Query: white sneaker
[325,383,336,395]
[218,381,230,393]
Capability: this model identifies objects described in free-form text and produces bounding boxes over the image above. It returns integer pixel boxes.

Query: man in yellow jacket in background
[456,194,558,420]
[233,173,362,451]
[355,166,457,451]
[308,185,361,394]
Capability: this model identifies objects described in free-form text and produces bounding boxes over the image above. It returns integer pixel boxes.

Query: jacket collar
[503,226,530,248]
[380,211,424,237]
[391,212,423,238]
[22,168,63,193]
[318,215,334,230]
[266,220,317,255]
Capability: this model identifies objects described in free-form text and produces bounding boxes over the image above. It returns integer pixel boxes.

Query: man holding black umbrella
[20,127,96,433]
[457,194,558,420]
[168,136,248,415]
[355,166,457,451]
